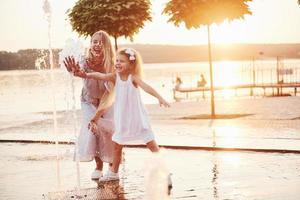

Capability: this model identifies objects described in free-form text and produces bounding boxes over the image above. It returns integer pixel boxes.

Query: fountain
[42,0,61,190]
[42,0,87,193]
[144,152,170,200]
[59,38,86,190]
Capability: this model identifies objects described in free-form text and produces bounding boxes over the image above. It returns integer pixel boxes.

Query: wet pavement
[1,97,300,199]
[1,143,300,200]
[1,117,300,151]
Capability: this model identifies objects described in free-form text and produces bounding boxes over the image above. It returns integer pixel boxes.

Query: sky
[0,0,300,52]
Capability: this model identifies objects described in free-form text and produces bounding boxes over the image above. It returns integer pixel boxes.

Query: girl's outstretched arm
[132,75,170,107]
[73,67,115,82]
[86,72,115,82]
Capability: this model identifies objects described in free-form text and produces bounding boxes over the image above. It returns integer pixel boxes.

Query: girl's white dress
[112,73,155,144]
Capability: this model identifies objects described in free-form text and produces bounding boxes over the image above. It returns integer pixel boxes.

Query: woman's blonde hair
[118,48,144,79]
[90,30,115,74]
[90,30,115,116]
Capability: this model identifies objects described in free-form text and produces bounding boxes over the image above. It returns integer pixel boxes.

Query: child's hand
[73,69,87,78]
[88,120,98,135]
[158,97,170,107]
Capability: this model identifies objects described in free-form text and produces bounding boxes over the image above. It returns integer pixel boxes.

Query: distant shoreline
[121,43,300,63]
[1,43,300,70]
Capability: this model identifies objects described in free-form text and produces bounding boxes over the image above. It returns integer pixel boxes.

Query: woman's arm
[132,75,170,107]
[88,90,112,134]
[89,107,107,135]
[91,91,110,122]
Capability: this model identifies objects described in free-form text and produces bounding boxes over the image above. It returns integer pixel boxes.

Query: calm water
[1,60,300,115]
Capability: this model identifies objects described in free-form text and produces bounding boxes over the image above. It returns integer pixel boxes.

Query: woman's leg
[94,156,103,170]
[146,140,160,152]
[111,142,123,173]
[91,157,104,180]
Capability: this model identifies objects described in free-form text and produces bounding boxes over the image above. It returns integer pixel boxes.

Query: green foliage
[163,0,252,29]
[68,0,152,40]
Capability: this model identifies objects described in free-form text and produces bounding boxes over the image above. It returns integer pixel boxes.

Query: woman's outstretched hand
[63,56,87,78]
[63,56,78,73]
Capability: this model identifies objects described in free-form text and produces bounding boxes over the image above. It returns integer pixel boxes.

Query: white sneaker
[91,169,103,180]
[99,170,119,182]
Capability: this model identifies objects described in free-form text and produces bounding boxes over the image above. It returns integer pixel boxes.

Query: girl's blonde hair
[90,30,115,115]
[118,48,144,79]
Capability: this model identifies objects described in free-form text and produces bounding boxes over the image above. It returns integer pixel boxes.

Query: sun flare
[214,61,239,87]
[215,126,240,147]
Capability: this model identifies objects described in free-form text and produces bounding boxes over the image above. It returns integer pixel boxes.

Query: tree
[163,0,252,118]
[68,0,151,49]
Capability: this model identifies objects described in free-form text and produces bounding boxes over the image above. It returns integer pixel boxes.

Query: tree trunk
[114,36,118,51]
[207,25,215,118]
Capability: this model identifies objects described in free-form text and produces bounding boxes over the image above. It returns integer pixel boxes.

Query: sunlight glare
[215,126,240,147]
[213,61,240,98]
[214,61,239,87]
[221,153,241,168]
[214,126,241,166]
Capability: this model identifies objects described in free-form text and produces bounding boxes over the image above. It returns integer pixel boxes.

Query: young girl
[64,30,115,180]
[72,48,170,181]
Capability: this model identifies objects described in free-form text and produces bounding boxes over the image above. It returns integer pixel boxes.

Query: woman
[64,30,115,180]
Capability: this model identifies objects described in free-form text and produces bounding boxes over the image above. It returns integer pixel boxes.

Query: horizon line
[2,42,300,53]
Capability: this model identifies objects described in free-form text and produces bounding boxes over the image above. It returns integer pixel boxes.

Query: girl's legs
[99,142,122,181]
[111,142,123,173]
[146,140,159,152]
[110,140,158,173]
